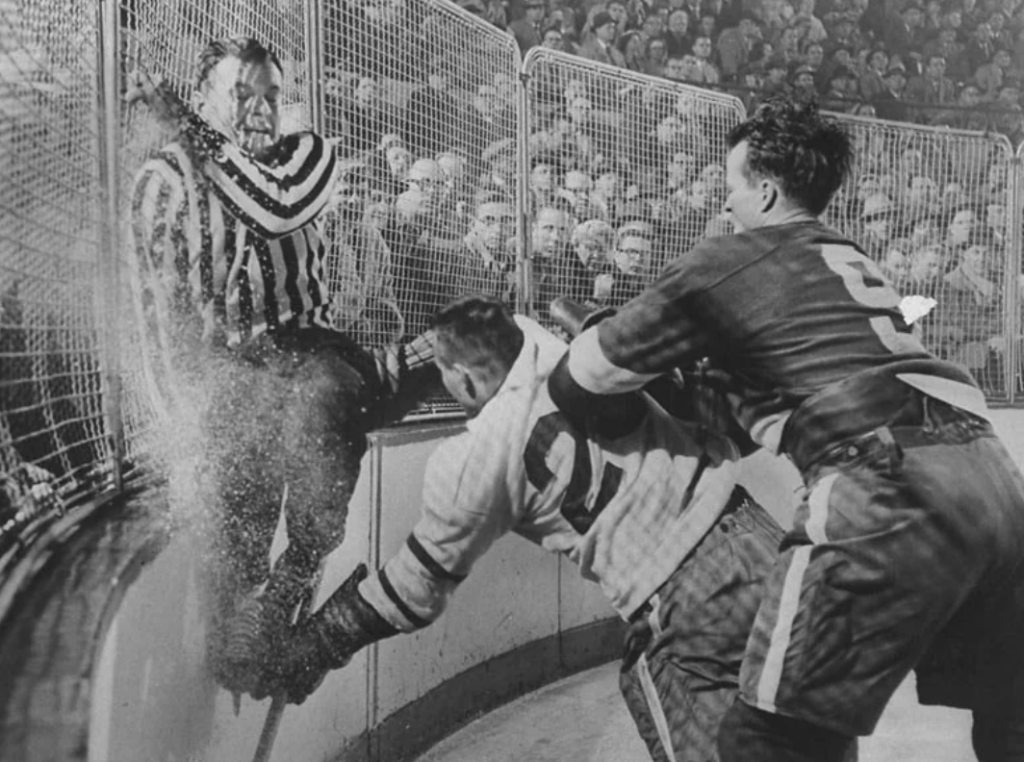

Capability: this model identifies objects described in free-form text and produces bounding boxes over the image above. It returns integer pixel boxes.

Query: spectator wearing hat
[824,14,864,57]
[820,65,858,111]
[578,11,627,66]
[932,82,990,129]
[884,3,926,56]
[873,65,910,121]
[790,63,818,101]
[509,0,547,54]
[814,43,851,90]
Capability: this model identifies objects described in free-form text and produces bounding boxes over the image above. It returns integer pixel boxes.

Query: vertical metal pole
[304,0,324,134]
[1006,144,1022,405]
[96,0,125,491]
[516,60,532,319]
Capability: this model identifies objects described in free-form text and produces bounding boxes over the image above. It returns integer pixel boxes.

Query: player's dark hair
[727,97,852,216]
[196,36,283,89]
[433,296,524,375]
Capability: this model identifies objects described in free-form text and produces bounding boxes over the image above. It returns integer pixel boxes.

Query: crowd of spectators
[480,0,1024,140]
[316,0,1022,400]
[3,0,1023,538]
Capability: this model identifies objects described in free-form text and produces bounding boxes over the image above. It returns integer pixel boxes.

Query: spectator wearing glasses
[608,227,654,304]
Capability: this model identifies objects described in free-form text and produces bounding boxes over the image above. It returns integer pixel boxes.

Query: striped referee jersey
[131,126,338,348]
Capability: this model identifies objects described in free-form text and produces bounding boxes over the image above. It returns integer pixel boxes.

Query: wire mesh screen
[0,0,113,538]
[521,48,744,328]
[116,0,313,455]
[822,115,1016,400]
[120,0,310,130]
[320,0,522,349]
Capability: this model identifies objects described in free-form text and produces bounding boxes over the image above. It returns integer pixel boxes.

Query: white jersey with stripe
[359,317,741,630]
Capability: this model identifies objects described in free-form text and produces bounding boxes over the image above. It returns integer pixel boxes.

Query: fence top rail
[831,109,1016,154]
[522,46,747,116]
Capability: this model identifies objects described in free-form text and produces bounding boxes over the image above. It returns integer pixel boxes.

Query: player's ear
[453,362,477,401]
[191,88,207,114]
[759,178,778,213]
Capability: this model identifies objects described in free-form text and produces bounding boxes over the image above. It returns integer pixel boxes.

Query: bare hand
[125,69,183,125]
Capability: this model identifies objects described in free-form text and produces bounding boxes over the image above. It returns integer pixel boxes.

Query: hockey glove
[549,297,616,339]
[253,563,398,705]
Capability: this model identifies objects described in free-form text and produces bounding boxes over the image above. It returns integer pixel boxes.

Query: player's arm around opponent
[248,296,784,762]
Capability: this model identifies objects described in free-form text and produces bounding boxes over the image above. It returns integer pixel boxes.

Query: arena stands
[2,0,1023,545]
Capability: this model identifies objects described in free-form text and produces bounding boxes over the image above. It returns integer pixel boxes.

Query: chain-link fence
[1,0,114,541]
[3,0,1024,552]
[823,114,1019,400]
[318,0,522,350]
[521,48,745,327]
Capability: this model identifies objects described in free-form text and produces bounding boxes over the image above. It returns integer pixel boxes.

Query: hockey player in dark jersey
[548,98,1024,762]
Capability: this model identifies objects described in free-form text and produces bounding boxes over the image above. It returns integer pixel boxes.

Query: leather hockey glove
[549,297,616,339]
[253,563,398,705]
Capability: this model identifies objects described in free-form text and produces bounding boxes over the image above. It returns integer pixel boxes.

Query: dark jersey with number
[559,221,977,451]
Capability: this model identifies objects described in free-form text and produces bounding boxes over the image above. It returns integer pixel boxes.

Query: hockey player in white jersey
[252,295,782,761]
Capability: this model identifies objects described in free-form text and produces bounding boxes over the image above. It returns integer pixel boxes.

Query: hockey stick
[250,488,326,762]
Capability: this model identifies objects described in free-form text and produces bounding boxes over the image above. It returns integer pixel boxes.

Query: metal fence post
[1008,144,1023,405]
[516,65,532,319]
[96,0,125,491]
[304,0,324,134]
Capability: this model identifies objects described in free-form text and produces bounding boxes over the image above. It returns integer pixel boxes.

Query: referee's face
[198,55,283,158]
